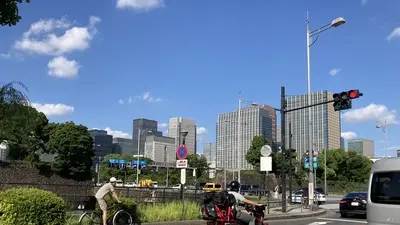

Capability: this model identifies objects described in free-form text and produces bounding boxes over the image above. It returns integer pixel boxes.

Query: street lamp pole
[136,128,141,185]
[305,11,346,209]
[238,97,242,183]
[376,118,388,158]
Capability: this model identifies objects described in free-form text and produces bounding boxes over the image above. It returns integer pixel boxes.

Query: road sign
[304,157,310,169]
[260,145,272,157]
[176,145,189,160]
[181,168,186,184]
[176,159,188,168]
[260,156,272,171]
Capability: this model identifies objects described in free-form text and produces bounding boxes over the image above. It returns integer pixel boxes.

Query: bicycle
[78,202,133,225]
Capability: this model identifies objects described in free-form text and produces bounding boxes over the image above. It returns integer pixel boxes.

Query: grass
[138,201,200,222]
[65,215,80,225]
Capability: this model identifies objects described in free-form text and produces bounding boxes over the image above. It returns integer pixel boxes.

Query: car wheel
[340,212,347,218]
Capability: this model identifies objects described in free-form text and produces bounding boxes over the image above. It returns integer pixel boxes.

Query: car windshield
[345,192,367,199]
[371,171,400,204]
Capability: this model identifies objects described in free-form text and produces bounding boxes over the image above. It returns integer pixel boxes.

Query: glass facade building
[132,118,162,155]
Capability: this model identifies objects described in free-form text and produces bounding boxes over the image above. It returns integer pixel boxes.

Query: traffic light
[332,89,363,111]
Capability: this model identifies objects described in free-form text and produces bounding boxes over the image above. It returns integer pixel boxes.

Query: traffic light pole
[280,87,287,213]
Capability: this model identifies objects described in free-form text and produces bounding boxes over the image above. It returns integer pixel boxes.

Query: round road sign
[260,145,272,156]
[176,145,188,160]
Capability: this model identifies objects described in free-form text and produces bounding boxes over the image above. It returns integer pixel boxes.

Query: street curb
[264,209,326,220]
[140,210,326,225]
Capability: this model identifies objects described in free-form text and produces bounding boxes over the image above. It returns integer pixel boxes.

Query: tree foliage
[245,135,268,170]
[46,122,94,181]
[187,154,209,184]
[0,0,30,27]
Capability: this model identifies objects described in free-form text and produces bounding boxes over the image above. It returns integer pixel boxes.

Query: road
[268,197,366,225]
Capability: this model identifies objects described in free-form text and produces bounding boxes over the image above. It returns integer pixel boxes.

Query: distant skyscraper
[285,91,341,159]
[144,135,176,164]
[276,125,281,147]
[216,106,273,170]
[348,138,374,157]
[133,118,162,155]
[204,142,216,178]
[340,137,345,149]
[168,117,197,155]
[113,137,135,156]
[89,129,114,165]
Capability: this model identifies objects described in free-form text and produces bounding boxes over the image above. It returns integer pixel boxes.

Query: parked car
[339,192,367,218]
[289,188,326,204]
[203,183,223,192]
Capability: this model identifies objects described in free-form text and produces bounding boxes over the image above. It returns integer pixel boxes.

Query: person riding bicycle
[228,181,262,225]
[95,177,122,225]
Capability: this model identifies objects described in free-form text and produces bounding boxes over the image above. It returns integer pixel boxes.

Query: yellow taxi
[203,183,223,192]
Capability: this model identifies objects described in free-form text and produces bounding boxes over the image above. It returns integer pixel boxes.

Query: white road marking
[308,222,328,225]
[317,217,367,224]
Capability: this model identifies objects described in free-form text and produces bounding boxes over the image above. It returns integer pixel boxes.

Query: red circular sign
[176,145,188,160]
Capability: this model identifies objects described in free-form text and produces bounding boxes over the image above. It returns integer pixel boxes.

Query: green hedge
[0,187,66,225]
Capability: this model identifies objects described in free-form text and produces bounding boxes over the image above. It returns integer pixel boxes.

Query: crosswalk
[319,204,338,210]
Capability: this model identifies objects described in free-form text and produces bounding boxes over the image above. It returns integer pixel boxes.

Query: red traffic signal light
[348,89,362,99]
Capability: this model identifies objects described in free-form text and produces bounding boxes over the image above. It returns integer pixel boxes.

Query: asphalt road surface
[268,197,366,225]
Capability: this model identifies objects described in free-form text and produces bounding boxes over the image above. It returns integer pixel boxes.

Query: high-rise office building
[348,138,374,157]
[204,142,217,178]
[133,118,162,155]
[168,117,197,155]
[340,137,345,149]
[216,106,273,170]
[276,125,281,147]
[113,137,135,156]
[144,135,176,164]
[89,129,114,165]
[285,91,341,159]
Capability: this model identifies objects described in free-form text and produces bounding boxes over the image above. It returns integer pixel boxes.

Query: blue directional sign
[119,160,126,169]
[304,157,310,169]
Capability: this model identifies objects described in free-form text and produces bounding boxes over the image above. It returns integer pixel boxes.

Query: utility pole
[288,122,293,204]
[238,96,242,183]
[136,128,141,185]
[280,86,287,213]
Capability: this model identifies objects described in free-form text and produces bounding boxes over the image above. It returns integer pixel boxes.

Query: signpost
[176,160,188,168]
[260,145,272,214]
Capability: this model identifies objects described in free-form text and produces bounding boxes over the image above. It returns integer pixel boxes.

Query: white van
[368,158,400,225]
[116,179,124,187]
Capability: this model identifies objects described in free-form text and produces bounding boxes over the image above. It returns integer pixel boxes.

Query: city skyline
[2,1,399,157]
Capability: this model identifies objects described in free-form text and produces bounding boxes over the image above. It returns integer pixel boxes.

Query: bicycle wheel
[79,212,101,225]
[112,210,133,225]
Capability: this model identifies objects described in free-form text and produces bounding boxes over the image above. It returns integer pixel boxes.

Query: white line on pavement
[317,217,367,224]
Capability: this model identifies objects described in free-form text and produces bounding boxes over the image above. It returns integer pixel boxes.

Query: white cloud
[386,27,400,41]
[196,127,208,136]
[158,123,168,128]
[13,16,100,56]
[361,0,368,6]
[104,127,131,139]
[116,0,164,11]
[329,68,341,76]
[47,56,80,78]
[120,92,163,104]
[118,99,124,104]
[31,102,74,116]
[341,131,357,140]
[342,103,398,125]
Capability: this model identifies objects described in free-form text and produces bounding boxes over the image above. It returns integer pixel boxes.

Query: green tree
[46,122,94,181]
[2,104,48,161]
[187,154,209,184]
[245,135,268,170]
[0,0,30,26]
[271,149,299,177]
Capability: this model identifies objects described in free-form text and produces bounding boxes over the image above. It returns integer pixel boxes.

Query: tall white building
[168,117,197,155]
[216,106,273,170]
[204,143,216,178]
[285,91,341,159]
[144,135,176,163]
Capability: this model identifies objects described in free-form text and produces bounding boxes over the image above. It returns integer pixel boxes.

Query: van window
[215,184,222,188]
[205,184,213,188]
[371,171,400,204]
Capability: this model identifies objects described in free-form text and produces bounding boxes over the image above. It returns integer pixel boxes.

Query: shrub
[0,187,66,225]
[138,201,201,222]
[95,195,139,222]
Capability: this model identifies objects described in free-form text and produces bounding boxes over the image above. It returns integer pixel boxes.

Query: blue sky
[1,0,400,157]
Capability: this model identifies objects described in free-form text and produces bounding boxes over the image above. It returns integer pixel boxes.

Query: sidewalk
[140,206,326,225]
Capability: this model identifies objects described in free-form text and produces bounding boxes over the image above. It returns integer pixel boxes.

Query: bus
[368,157,400,224]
